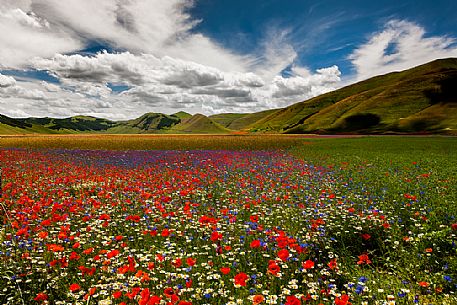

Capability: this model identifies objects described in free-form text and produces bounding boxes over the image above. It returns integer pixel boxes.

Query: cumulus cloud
[0,2,82,68]
[0,73,48,100]
[0,0,343,118]
[350,20,457,80]
[29,51,341,116]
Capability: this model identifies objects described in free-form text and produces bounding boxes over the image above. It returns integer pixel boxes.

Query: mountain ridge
[1,58,456,135]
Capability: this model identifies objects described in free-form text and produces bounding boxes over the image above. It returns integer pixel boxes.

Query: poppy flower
[277,249,289,261]
[69,283,80,292]
[220,267,231,274]
[418,281,429,287]
[113,291,122,299]
[186,257,196,267]
[357,254,372,265]
[171,258,182,268]
[328,258,337,270]
[268,262,280,276]
[210,231,223,241]
[107,249,120,259]
[164,287,175,298]
[285,295,301,305]
[361,233,371,240]
[253,294,265,305]
[250,240,261,248]
[234,272,249,287]
[334,294,351,305]
[34,293,48,301]
[302,260,314,269]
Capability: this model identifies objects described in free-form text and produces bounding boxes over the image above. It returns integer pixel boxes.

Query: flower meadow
[0,142,456,304]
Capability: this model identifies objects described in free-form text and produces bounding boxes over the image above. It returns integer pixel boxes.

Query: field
[0,135,456,305]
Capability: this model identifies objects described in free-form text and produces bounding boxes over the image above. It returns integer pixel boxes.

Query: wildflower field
[0,135,456,305]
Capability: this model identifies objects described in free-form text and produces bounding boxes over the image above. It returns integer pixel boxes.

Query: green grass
[290,136,457,303]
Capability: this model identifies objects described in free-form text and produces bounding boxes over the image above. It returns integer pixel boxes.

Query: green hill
[1,58,456,135]
[19,116,117,133]
[249,58,457,134]
[107,113,181,133]
[172,111,193,120]
[210,109,279,130]
[170,114,230,134]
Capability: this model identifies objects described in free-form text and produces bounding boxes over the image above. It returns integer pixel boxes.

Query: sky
[0,0,456,119]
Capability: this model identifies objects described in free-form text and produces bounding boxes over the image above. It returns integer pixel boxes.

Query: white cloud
[0,0,343,118]
[350,20,457,80]
[0,2,82,68]
[0,73,17,87]
[0,73,48,100]
[29,52,341,116]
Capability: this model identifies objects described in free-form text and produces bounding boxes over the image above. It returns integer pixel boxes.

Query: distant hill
[170,114,230,134]
[210,109,279,130]
[1,58,456,134]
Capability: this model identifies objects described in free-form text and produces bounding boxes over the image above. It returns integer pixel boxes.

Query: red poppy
[277,249,289,261]
[164,287,175,298]
[328,258,337,270]
[69,283,80,292]
[161,229,170,237]
[210,231,223,241]
[69,251,80,261]
[361,233,371,240]
[253,295,265,305]
[250,240,261,248]
[34,293,48,301]
[172,258,182,268]
[357,254,372,265]
[302,260,314,269]
[418,281,429,287]
[107,249,120,259]
[186,257,196,267]
[268,261,280,276]
[285,295,301,305]
[234,272,249,286]
[113,291,122,299]
[334,294,351,305]
[220,267,231,274]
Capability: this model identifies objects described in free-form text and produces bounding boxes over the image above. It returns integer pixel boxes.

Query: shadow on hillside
[425,73,457,104]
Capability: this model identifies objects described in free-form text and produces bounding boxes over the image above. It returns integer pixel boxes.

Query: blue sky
[188,0,457,76]
[0,0,456,119]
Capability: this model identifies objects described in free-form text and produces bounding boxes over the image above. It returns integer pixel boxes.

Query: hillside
[1,58,456,134]
[250,58,457,134]
[169,114,230,134]
[210,109,279,130]
[107,113,181,133]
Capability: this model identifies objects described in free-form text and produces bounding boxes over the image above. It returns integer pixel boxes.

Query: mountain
[1,58,456,135]
[21,116,117,133]
[108,113,181,133]
[249,58,457,134]
[169,114,230,134]
[210,109,279,130]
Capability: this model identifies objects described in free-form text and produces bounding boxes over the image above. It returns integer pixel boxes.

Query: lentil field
[0,135,456,305]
